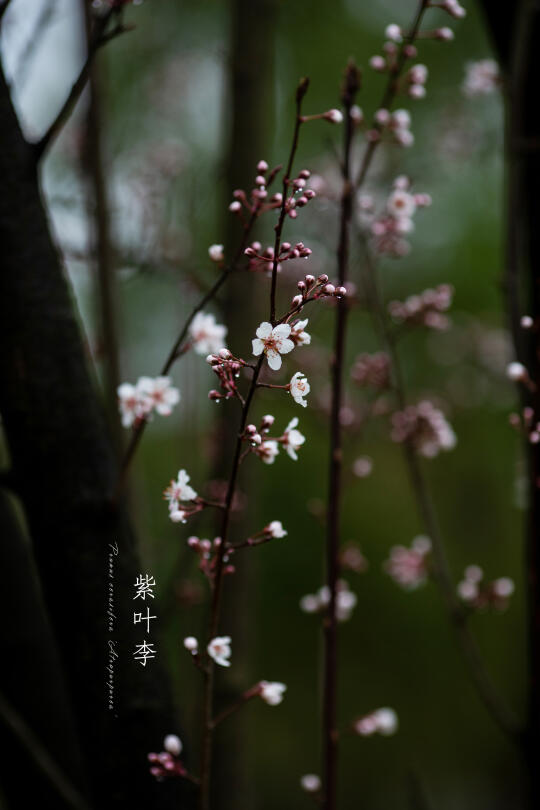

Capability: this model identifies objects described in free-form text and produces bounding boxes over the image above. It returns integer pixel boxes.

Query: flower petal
[266,349,282,371]
[252,338,264,356]
[273,323,292,340]
[277,338,294,355]
[256,321,273,339]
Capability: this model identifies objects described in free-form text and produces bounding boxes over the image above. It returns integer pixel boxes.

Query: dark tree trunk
[0,60,190,809]
[480,0,540,805]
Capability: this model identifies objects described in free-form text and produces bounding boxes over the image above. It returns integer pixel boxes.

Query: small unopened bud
[292,295,303,307]
[208,244,224,262]
[297,280,306,291]
[506,362,528,382]
[183,636,198,653]
[335,286,347,297]
[436,26,455,41]
[164,735,182,756]
[219,348,231,359]
[305,274,315,285]
[229,200,241,212]
[375,108,391,126]
[385,23,402,42]
[369,55,386,72]
[246,424,257,435]
[317,274,329,284]
[208,390,221,400]
[324,108,344,124]
[521,315,534,329]
[324,284,336,295]
[257,159,269,172]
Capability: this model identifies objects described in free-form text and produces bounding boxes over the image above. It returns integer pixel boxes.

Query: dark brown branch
[269,78,308,324]
[355,0,429,189]
[198,87,308,809]
[322,61,359,810]
[34,8,130,161]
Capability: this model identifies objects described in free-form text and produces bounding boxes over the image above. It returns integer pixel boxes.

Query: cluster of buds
[351,352,391,389]
[353,707,398,737]
[463,59,499,97]
[206,348,250,401]
[300,579,358,622]
[117,375,180,428]
[388,284,453,330]
[290,272,347,312]
[391,400,456,458]
[384,536,432,589]
[244,240,312,275]
[509,406,540,444]
[186,536,234,582]
[228,159,283,218]
[457,565,515,611]
[365,107,415,148]
[164,469,202,523]
[285,170,317,220]
[148,735,187,781]
[360,176,432,257]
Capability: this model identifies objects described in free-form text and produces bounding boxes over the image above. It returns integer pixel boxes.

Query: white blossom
[267,520,287,538]
[385,23,402,42]
[290,318,311,346]
[118,376,180,427]
[189,312,227,355]
[282,417,306,460]
[252,322,295,371]
[259,681,287,706]
[207,636,232,667]
[289,371,310,407]
[258,439,279,464]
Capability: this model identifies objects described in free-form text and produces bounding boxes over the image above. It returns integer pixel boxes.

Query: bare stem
[197,86,308,809]
[358,237,521,741]
[269,78,309,324]
[322,62,359,810]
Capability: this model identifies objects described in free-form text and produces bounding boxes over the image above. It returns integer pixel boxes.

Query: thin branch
[269,78,309,324]
[322,61,359,810]
[112,209,260,503]
[358,237,522,741]
[355,0,430,189]
[34,8,130,161]
[0,690,93,810]
[197,83,309,810]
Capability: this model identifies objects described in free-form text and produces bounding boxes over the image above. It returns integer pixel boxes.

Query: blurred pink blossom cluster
[391,401,456,457]
[388,284,453,330]
[351,351,391,388]
[384,536,432,589]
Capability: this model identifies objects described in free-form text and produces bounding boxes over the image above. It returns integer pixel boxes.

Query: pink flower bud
[305,274,315,284]
[324,284,336,295]
[257,159,269,172]
[292,295,303,306]
[369,55,386,72]
[229,201,241,212]
[318,274,329,284]
[324,108,344,124]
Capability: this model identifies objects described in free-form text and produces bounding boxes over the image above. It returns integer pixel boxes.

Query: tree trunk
[0,60,190,809]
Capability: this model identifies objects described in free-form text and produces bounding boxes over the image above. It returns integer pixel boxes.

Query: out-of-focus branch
[359,237,521,742]
[322,61,359,810]
[0,0,14,21]
[81,0,122,451]
[34,7,131,161]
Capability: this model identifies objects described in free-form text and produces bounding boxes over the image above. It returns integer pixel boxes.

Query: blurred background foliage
[0,0,524,808]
